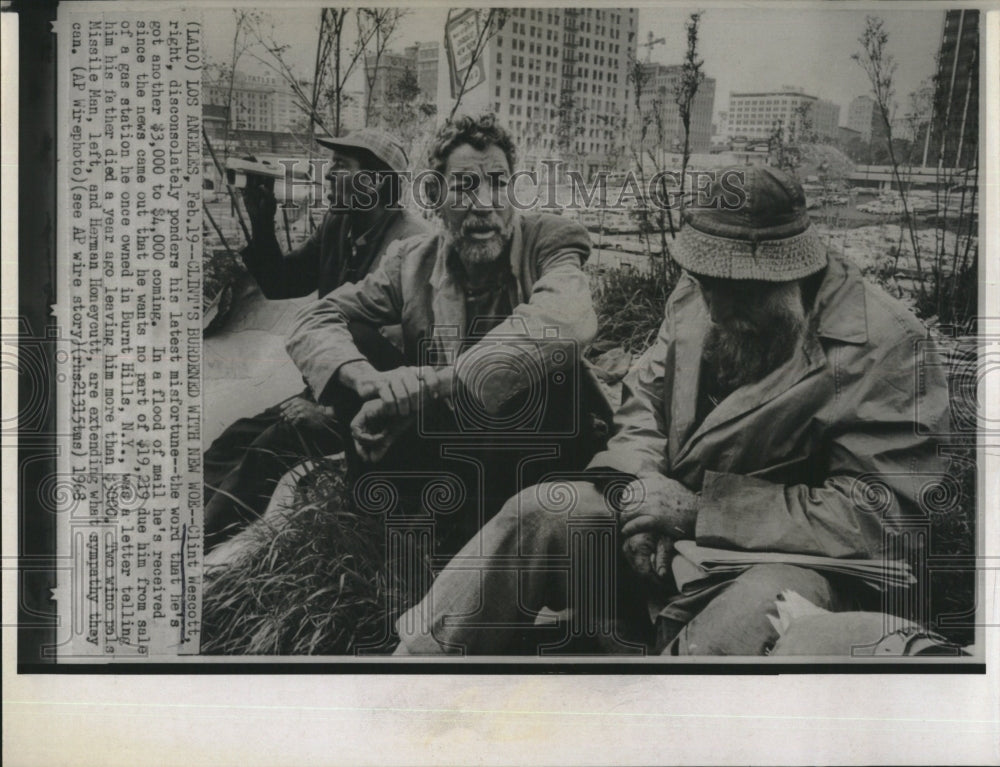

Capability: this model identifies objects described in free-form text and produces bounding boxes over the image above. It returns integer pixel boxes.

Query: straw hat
[316,127,409,173]
[673,165,828,282]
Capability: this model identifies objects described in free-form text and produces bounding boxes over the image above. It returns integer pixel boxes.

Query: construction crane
[640,30,665,62]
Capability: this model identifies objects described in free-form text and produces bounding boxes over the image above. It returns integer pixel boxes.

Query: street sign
[445,9,487,99]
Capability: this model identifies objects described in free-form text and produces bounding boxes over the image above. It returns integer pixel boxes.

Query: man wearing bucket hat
[393,165,951,656]
[204,128,428,549]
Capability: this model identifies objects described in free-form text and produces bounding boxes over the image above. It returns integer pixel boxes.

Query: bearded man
[393,165,952,656]
[286,114,601,555]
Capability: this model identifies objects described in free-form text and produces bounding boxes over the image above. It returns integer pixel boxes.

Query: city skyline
[202,5,944,131]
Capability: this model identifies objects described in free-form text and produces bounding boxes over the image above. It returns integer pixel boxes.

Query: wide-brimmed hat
[315,127,409,173]
[673,165,828,282]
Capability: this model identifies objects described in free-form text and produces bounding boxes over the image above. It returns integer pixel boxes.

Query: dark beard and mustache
[445,215,513,266]
[701,282,809,399]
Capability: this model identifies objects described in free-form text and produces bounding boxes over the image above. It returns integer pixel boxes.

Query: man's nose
[469,181,499,210]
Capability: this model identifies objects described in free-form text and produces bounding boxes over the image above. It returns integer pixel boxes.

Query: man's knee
[676,564,836,656]
[731,564,837,610]
[493,480,613,551]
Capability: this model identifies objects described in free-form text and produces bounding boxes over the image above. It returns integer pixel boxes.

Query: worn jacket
[286,212,598,413]
[588,251,952,558]
[242,206,429,299]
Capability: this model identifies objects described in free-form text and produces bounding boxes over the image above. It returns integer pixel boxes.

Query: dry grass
[201,459,430,655]
[588,262,678,356]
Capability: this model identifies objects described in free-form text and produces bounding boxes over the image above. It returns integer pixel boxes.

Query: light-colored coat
[589,251,952,558]
[286,212,597,413]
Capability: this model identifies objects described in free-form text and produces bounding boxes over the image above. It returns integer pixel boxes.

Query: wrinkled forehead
[443,143,510,177]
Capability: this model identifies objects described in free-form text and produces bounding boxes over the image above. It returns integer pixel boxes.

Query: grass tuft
[201,459,430,655]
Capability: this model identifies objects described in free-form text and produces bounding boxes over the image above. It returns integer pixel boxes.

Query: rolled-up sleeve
[286,242,406,396]
[695,335,952,557]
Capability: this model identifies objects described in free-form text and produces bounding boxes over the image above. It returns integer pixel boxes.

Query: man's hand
[350,399,413,463]
[338,362,452,416]
[279,396,335,429]
[242,181,277,230]
[622,532,675,586]
[619,475,699,540]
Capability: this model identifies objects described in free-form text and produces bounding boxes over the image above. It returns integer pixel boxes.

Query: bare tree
[361,9,408,125]
[673,11,705,220]
[852,15,926,299]
[249,9,382,137]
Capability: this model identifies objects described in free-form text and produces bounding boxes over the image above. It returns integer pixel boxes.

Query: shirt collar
[811,250,869,345]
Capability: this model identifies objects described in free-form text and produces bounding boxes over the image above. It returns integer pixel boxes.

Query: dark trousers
[317,325,610,559]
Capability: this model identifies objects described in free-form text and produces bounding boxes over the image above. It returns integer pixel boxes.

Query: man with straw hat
[204,128,427,550]
[393,165,952,656]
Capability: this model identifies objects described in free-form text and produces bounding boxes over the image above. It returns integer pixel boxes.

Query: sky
[201,3,946,125]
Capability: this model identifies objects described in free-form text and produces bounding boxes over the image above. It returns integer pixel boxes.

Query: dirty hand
[350,398,413,463]
[618,475,698,540]
[622,532,675,586]
[279,396,335,428]
[339,363,449,417]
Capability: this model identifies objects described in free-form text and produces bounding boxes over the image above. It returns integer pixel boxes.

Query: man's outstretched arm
[286,240,406,398]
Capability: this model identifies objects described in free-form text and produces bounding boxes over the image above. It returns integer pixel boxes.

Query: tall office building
[812,100,841,141]
[930,9,978,168]
[454,8,639,174]
[846,95,885,145]
[634,63,717,153]
[728,88,818,141]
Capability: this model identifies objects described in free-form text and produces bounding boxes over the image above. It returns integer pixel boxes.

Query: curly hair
[426,113,517,178]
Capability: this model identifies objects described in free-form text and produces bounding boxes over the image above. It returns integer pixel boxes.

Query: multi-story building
[727,88,818,141]
[366,43,438,107]
[634,63,716,153]
[846,95,886,145]
[203,71,301,134]
[365,50,417,112]
[930,9,978,168]
[812,100,841,140]
[411,41,440,104]
[847,95,874,143]
[453,7,639,174]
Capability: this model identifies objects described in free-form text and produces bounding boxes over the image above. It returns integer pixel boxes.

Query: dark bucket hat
[673,165,828,282]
